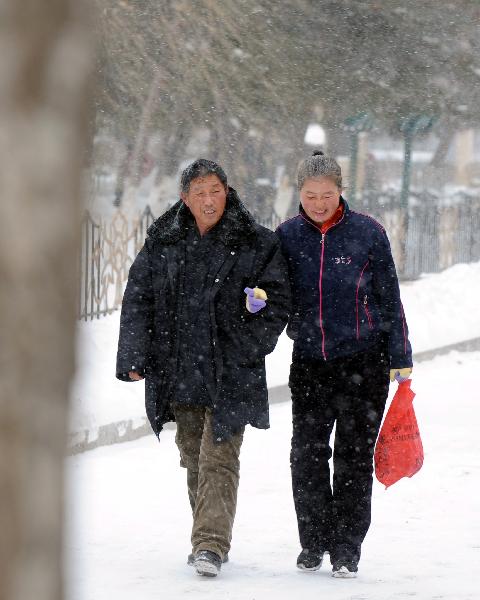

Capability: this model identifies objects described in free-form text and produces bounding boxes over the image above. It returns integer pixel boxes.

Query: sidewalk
[66,350,480,600]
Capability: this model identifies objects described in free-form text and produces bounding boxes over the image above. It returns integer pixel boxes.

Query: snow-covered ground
[70,261,480,441]
[66,350,480,600]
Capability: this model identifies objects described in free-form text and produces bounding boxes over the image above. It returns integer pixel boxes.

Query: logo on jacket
[333,256,352,265]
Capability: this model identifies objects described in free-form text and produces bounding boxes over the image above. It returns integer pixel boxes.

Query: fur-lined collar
[147,187,257,246]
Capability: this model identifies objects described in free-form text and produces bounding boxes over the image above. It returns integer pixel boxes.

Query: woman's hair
[296,150,343,191]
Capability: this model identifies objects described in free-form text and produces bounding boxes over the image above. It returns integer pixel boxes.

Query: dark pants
[289,342,390,565]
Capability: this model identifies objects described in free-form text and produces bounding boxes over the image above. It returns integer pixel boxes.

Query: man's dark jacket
[116,188,290,441]
[276,199,412,367]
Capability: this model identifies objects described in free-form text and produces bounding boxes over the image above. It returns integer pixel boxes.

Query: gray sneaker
[193,550,222,577]
[332,560,358,578]
[188,552,228,566]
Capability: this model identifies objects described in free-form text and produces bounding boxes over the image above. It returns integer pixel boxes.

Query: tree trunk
[0,3,93,600]
[128,68,165,186]
[163,117,192,177]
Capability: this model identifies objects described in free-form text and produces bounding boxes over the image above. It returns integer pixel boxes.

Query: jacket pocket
[363,295,374,330]
[355,260,371,339]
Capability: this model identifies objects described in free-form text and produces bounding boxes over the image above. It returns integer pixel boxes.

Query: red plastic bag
[374,379,423,488]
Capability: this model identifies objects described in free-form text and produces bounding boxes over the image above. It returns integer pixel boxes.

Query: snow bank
[400,261,480,352]
[70,261,480,441]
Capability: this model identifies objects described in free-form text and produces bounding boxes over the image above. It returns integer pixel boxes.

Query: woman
[276,151,412,578]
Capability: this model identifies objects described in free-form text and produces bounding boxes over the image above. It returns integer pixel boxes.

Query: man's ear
[180,193,188,205]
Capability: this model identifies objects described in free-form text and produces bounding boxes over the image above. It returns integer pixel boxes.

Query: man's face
[300,177,341,224]
[181,174,227,234]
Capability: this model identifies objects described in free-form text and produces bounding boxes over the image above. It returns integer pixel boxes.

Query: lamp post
[398,114,435,278]
[343,112,374,205]
[399,114,435,211]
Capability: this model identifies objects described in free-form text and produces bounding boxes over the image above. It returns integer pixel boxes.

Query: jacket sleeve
[371,228,412,368]
[116,243,154,381]
[241,236,291,361]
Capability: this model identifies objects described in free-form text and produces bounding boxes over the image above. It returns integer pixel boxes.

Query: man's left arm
[241,237,291,360]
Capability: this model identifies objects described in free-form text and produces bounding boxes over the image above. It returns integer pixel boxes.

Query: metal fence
[79,193,480,320]
[364,190,480,280]
[78,206,155,320]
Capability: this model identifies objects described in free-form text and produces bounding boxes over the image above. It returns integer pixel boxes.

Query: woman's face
[300,177,341,224]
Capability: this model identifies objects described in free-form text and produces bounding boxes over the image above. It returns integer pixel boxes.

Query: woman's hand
[389,367,412,383]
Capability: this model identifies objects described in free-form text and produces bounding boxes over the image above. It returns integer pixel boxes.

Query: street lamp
[398,114,436,211]
[343,112,374,205]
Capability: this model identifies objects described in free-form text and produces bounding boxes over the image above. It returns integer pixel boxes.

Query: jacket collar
[299,196,349,231]
[147,186,257,247]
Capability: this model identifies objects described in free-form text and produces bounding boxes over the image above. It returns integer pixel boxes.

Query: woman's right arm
[371,228,412,368]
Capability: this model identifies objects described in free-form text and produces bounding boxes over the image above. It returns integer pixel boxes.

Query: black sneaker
[296,549,323,571]
[193,550,222,577]
[332,559,358,578]
[188,552,228,566]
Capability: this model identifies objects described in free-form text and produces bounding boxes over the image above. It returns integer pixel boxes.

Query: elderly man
[116,159,290,577]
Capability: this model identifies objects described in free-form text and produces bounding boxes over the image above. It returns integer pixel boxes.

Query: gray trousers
[173,405,244,559]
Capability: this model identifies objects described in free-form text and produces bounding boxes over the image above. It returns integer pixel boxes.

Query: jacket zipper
[318,233,327,360]
[209,251,239,393]
[301,207,347,361]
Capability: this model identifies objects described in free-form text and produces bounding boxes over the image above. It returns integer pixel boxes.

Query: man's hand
[129,371,144,381]
[389,367,412,383]
[244,287,267,313]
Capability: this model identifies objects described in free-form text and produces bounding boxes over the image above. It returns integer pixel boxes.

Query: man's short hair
[180,159,228,194]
